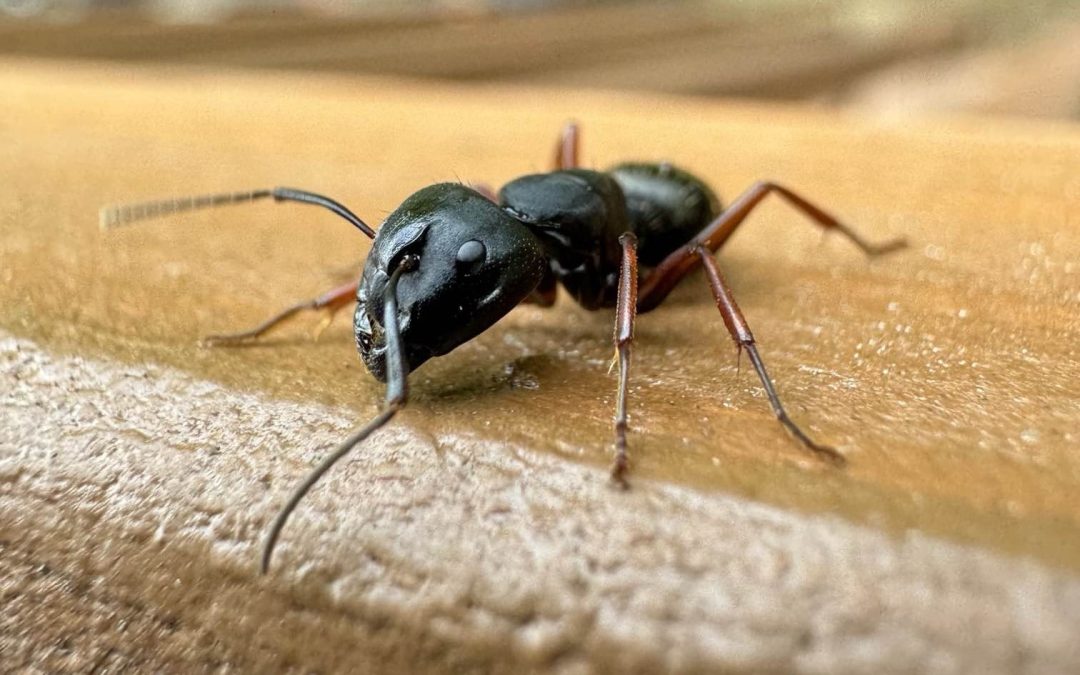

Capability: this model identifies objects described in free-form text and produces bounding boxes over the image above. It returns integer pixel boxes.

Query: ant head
[355,183,547,380]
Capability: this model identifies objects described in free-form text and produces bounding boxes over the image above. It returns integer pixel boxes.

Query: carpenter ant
[100,122,906,574]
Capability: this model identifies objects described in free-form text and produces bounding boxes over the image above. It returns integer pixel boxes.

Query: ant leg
[638,181,906,310]
[610,233,639,487]
[201,278,358,347]
[553,120,580,170]
[693,246,845,466]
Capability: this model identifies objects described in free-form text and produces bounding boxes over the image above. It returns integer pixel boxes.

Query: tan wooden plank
[1,61,1078,673]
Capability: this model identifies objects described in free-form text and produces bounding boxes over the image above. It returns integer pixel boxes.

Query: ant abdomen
[609,162,721,266]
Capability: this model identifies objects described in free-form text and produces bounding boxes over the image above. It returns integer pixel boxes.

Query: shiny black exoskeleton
[355,162,720,378]
[101,122,904,574]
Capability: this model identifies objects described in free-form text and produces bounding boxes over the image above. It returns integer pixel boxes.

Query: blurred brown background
[3,0,1078,121]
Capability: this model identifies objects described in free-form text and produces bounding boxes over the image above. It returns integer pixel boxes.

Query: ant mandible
[100,122,906,574]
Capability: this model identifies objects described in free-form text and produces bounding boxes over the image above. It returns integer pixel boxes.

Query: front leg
[611,232,639,487]
[201,278,358,346]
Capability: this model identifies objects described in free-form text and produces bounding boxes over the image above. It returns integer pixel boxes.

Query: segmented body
[499,163,721,310]
[99,123,902,574]
[353,162,720,377]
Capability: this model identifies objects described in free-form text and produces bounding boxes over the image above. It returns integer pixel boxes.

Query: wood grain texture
[1,60,1078,672]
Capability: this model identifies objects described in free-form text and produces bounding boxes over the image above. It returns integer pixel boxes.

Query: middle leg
[638,181,906,311]
[610,232,639,487]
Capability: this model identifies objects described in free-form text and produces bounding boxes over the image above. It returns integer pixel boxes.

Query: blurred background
[2,0,1078,121]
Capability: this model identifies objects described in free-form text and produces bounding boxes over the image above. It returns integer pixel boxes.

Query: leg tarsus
[200,300,314,347]
[834,224,906,257]
[752,181,907,258]
[744,344,846,467]
[610,415,631,490]
[610,344,632,489]
[200,279,358,347]
[859,235,907,257]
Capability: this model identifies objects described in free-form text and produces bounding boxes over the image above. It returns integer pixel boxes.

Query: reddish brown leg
[638,181,906,311]
[201,279,358,346]
[611,233,639,487]
[553,121,580,170]
[695,247,845,466]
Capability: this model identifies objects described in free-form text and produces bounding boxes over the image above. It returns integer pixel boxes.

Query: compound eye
[455,239,486,269]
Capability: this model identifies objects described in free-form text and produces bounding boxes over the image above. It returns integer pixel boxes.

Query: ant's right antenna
[260,254,418,574]
[99,187,376,238]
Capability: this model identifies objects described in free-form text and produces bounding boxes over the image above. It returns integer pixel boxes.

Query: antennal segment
[99,187,375,238]
[99,190,270,229]
[260,254,418,574]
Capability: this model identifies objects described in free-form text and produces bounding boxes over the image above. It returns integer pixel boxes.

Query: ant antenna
[99,187,376,238]
[260,255,417,574]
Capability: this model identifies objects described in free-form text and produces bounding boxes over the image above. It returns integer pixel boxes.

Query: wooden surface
[1,60,1079,673]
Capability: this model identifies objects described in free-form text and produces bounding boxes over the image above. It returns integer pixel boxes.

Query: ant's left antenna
[99,187,376,238]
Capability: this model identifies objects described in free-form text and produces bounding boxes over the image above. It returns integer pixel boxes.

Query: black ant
[100,122,906,574]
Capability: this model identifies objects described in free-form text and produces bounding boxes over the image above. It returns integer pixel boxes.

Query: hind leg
[635,181,906,463]
[638,181,905,311]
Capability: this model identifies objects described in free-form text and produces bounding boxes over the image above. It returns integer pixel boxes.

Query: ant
[100,122,906,574]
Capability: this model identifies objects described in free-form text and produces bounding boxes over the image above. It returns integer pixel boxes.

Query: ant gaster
[100,122,906,574]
